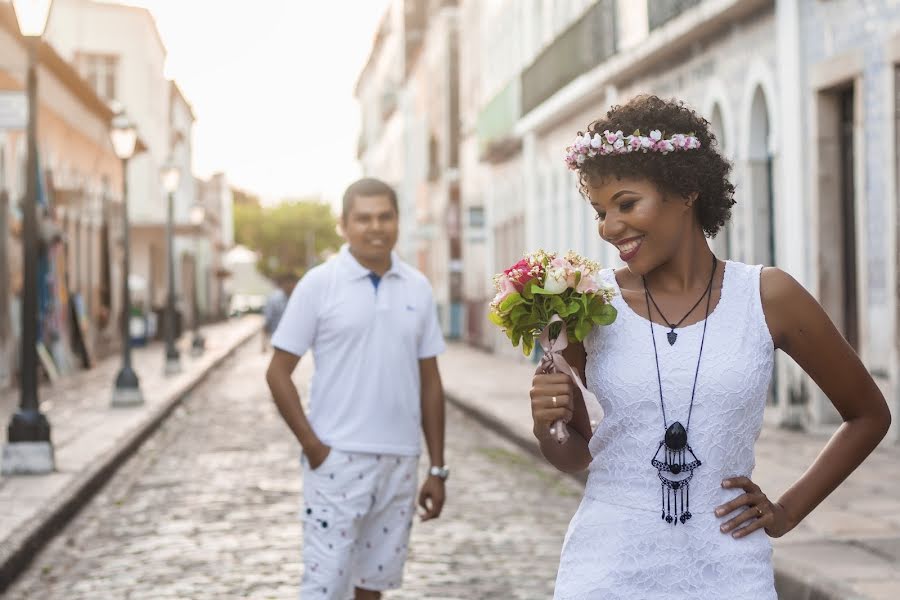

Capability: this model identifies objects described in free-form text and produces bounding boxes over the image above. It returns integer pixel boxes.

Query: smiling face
[587,177,698,275]
[341,193,399,267]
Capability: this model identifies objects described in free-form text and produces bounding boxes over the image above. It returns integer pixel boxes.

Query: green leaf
[509,305,529,324]
[499,292,524,312]
[530,286,558,296]
[590,304,617,326]
[488,311,506,327]
[521,279,536,300]
[522,337,534,357]
[574,318,592,341]
[549,296,566,315]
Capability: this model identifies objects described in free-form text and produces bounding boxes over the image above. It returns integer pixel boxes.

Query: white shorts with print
[300,449,418,599]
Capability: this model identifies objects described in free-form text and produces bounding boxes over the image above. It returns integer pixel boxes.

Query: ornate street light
[160,157,181,375]
[110,107,143,406]
[2,0,55,475]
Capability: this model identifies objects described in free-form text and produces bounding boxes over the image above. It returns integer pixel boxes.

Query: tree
[233,197,341,279]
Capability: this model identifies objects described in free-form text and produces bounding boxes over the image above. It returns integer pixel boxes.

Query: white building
[44,0,228,326]
[355,0,423,264]
[457,0,899,441]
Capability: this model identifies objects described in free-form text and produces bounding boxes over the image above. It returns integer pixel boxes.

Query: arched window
[747,86,776,267]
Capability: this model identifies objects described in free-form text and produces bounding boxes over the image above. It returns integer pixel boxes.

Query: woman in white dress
[530,95,892,599]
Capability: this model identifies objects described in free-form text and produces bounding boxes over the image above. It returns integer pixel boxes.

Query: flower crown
[565,129,701,171]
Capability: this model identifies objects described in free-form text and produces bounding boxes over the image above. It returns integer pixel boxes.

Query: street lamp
[160,158,181,375]
[110,107,142,406]
[2,0,55,476]
[189,204,206,356]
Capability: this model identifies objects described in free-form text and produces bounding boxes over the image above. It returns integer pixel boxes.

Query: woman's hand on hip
[715,476,794,539]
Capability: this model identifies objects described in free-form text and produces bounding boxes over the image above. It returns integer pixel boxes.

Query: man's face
[341,194,399,264]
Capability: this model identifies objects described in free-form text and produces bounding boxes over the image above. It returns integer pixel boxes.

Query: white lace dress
[554,261,777,599]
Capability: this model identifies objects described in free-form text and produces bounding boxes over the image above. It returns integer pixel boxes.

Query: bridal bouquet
[488,250,618,443]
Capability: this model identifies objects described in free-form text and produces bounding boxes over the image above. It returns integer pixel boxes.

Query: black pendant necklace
[644,255,717,526]
[643,257,717,345]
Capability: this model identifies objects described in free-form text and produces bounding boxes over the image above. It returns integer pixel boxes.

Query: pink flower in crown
[604,131,618,144]
[655,140,674,154]
[672,134,686,149]
[629,136,642,151]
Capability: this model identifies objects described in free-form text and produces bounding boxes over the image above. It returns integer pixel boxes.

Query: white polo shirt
[271,244,446,456]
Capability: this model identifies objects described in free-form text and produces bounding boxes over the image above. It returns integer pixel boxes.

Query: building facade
[356,0,465,336]
[45,0,229,331]
[360,0,900,441]
[0,3,123,385]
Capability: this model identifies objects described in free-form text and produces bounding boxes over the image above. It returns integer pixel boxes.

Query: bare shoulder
[759,266,824,351]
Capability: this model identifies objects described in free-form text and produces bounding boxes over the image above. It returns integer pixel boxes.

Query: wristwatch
[429,465,450,481]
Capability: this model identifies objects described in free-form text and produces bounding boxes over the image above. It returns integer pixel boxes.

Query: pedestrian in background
[262,273,296,352]
[266,177,449,600]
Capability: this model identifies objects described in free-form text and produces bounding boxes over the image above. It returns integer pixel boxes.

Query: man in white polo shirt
[266,178,448,600]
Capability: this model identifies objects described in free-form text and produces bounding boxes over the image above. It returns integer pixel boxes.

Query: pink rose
[576,273,600,294]
[493,274,519,303]
[504,258,540,291]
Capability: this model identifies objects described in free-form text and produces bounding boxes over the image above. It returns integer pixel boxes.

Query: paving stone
[5,343,581,599]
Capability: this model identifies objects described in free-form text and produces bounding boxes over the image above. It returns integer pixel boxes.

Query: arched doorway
[747,87,776,267]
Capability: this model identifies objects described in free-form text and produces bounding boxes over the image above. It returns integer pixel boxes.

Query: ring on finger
[756,506,764,518]
[552,396,558,406]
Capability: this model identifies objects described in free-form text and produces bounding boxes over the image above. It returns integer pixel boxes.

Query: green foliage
[488,285,618,356]
[233,198,342,279]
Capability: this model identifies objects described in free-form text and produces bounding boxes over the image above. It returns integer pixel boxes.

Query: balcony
[521,0,617,116]
[477,78,522,163]
[648,0,703,31]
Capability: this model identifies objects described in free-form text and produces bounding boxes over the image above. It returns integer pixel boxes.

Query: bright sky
[113,0,390,208]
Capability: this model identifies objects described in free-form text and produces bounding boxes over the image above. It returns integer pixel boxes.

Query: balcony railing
[477,78,522,163]
[648,0,703,31]
[521,0,617,116]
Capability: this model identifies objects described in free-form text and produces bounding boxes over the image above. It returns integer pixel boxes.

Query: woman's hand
[715,476,794,539]
[530,372,576,439]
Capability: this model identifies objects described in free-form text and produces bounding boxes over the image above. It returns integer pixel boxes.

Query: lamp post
[110,108,142,406]
[189,204,205,356]
[2,0,55,476]
[160,159,181,374]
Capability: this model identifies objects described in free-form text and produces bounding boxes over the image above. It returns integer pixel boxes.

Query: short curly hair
[574,95,735,238]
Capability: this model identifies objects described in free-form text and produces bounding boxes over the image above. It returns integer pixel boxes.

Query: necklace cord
[642,255,718,432]
[645,265,714,330]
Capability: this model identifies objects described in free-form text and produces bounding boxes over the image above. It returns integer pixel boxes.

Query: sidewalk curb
[445,391,851,600]
[0,321,262,592]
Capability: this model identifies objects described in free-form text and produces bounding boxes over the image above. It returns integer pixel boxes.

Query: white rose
[543,268,569,294]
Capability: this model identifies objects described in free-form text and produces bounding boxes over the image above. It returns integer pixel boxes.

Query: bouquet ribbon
[537,315,605,444]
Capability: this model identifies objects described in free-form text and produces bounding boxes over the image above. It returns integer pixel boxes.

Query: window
[77,53,119,101]
[467,206,485,228]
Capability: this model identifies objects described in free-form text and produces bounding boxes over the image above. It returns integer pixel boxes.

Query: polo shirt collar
[338,243,405,280]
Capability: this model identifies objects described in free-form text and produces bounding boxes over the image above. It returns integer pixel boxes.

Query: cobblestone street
[6,340,582,599]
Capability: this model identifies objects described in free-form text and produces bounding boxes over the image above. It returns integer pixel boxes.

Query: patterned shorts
[300,449,418,599]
